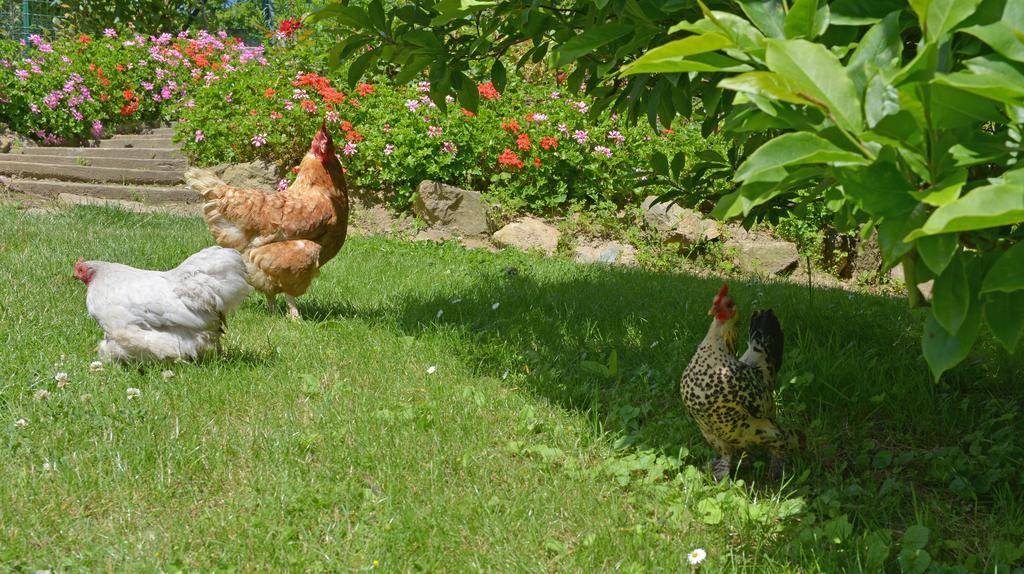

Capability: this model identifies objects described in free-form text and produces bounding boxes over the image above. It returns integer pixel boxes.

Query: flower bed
[0,26,724,214]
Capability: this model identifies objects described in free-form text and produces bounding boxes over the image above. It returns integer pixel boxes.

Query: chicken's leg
[265,293,277,312]
[711,455,732,482]
[285,295,301,321]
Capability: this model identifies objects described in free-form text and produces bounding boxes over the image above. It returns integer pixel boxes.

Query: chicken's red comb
[716,283,729,299]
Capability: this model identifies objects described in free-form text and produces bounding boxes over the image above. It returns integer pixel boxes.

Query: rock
[212,160,279,191]
[724,228,800,275]
[492,217,560,255]
[56,193,199,215]
[574,241,636,266]
[413,180,492,238]
[888,262,934,302]
[641,196,687,234]
[460,237,498,252]
[413,228,452,242]
[0,130,36,153]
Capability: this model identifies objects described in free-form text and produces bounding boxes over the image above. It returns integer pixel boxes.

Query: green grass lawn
[1,205,1021,572]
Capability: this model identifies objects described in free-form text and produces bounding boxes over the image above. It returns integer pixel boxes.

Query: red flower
[249,109,259,116]
[540,136,558,150]
[78,34,92,43]
[116,64,125,72]
[122,89,135,100]
[101,78,110,87]
[100,93,109,102]
[498,148,524,170]
[461,107,476,118]
[534,157,542,168]
[264,88,276,98]
[500,119,520,133]
[340,120,353,132]
[516,133,531,151]
[278,18,303,38]
[477,82,501,101]
[88,63,96,72]
[356,83,375,97]
[346,130,364,142]
[300,99,317,113]
[320,86,346,104]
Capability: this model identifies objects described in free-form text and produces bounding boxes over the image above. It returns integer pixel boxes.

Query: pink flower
[405,99,421,112]
[270,111,282,120]
[383,143,395,155]
[91,120,103,139]
[593,145,613,158]
[343,142,358,155]
[427,125,443,138]
[194,130,204,142]
[417,81,430,93]
[276,179,288,191]
[382,123,392,133]
[606,130,625,144]
[557,123,569,135]
[574,101,588,113]
[442,141,457,155]
[526,113,548,122]
[251,133,267,147]
[284,101,294,110]
[573,130,588,144]
[224,93,232,103]
[549,91,560,99]
[14,69,28,81]
[103,28,117,38]
[326,110,340,123]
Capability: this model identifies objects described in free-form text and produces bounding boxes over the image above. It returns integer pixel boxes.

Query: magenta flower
[593,145,613,158]
[427,125,443,138]
[442,141,457,155]
[382,123,392,133]
[251,133,267,147]
[606,130,625,144]
[343,142,358,155]
[383,143,395,155]
[276,179,288,192]
[549,91,560,99]
[194,130,204,142]
[573,130,588,144]
[417,81,430,93]
[14,69,28,81]
[103,28,117,38]
[557,123,569,135]
[326,110,340,123]
[405,99,420,112]
[575,101,589,114]
[91,120,103,139]
[29,103,39,113]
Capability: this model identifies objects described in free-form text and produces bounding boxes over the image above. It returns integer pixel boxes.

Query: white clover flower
[436,309,444,319]
[42,461,53,472]
[491,302,500,310]
[161,370,175,380]
[126,387,141,400]
[54,372,69,388]
[80,393,92,402]
[426,366,437,375]
[34,389,50,401]
[89,361,104,372]
[15,418,28,428]
[687,548,707,565]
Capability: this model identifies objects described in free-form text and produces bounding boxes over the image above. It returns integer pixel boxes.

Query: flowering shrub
[0,25,722,214]
[0,29,268,143]
[178,65,720,212]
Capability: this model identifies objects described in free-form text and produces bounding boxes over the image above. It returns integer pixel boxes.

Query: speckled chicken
[680,284,800,481]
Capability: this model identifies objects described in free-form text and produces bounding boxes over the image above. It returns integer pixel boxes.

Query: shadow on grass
[319,248,1024,556]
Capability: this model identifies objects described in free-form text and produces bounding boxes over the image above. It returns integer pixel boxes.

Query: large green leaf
[765,39,865,133]
[962,20,1024,64]
[865,74,901,128]
[738,0,786,39]
[878,205,929,268]
[619,33,736,76]
[430,0,496,26]
[834,160,917,216]
[847,11,903,92]
[932,256,971,334]
[922,298,982,381]
[784,0,828,40]
[905,183,1024,239]
[551,23,635,68]
[933,56,1024,105]
[984,290,1024,352]
[734,132,868,184]
[917,233,959,275]
[910,0,982,42]
[981,241,1024,293]
[829,0,905,25]
[717,72,806,104]
[671,10,766,56]
[911,168,966,207]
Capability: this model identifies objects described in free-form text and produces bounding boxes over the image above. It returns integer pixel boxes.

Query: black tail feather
[748,309,784,376]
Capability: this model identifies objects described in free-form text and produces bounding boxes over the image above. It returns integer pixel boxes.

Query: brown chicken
[184,123,349,320]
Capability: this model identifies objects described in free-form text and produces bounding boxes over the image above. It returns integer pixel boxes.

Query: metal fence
[0,0,61,41]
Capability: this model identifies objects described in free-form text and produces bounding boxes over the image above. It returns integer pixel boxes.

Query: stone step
[1,177,200,204]
[0,160,183,185]
[57,192,199,215]
[141,127,176,136]
[11,146,184,160]
[99,136,180,149]
[0,153,186,171]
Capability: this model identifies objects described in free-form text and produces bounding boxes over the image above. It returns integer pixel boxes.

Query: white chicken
[73,247,252,362]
